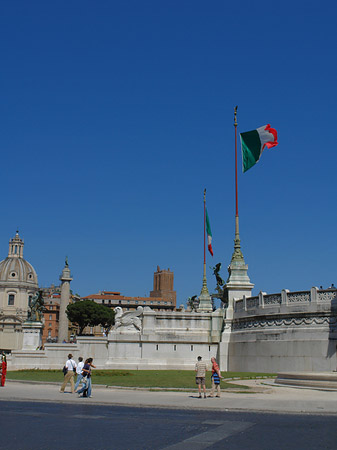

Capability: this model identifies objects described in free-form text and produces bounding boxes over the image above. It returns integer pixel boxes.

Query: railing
[264,294,281,306]
[234,287,337,312]
[246,296,259,309]
[317,289,337,302]
[287,291,310,303]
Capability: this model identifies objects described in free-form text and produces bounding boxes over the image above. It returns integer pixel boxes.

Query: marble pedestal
[22,321,43,350]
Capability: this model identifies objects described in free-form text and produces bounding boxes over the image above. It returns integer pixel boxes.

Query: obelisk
[58,257,73,343]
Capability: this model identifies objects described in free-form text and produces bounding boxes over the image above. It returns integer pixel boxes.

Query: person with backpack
[208,357,222,398]
[60,354,77,394]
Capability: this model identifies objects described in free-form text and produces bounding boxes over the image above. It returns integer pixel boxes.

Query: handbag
[62,366,67,376]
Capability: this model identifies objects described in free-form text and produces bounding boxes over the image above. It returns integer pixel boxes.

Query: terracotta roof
[82,294,164,301]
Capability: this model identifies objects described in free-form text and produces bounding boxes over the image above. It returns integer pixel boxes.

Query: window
[102,299,105,304]
[209,346,211,351]
[136,301,138,304]
[50,306,53,310]
[49,315,52,320]
[191,345,194,351]
[48,331,51,337]
[156,345,159,350]
[174,345,177,351]
[143,301,146,304]
[8,294,15,306]
[49,323,52,327]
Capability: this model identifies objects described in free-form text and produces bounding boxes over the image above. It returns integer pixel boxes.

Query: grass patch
[6,370,275,389]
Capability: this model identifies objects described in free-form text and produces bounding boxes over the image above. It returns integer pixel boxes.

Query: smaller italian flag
[206,208,213,256]
[240,124,278,173]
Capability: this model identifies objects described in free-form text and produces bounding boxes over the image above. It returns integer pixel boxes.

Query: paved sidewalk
[1,380,337,414]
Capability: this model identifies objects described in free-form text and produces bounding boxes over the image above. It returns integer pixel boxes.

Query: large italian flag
[240,124,278,172]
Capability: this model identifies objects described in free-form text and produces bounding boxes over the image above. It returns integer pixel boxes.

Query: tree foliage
[66,300,115,335]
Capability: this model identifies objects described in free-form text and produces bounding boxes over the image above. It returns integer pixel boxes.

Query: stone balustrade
[234,288,337,313]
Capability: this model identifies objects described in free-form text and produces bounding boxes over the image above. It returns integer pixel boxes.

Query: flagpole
[230,105,244,264]
[202,188,207,289]
[234,105,239,219]
[203,188,206,266]
[199,188,211,311]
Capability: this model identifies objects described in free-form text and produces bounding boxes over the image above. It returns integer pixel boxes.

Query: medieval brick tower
[150,266,176,309]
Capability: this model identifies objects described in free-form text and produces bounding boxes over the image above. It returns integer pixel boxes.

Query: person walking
[77,357,96,398]
[195,356,207,398]
[74,357,85,391]
[0,353,7,387]
[208,357,222,397]
[60,354,77,393]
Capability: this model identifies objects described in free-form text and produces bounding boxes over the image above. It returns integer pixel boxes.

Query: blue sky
[1,1,336,305]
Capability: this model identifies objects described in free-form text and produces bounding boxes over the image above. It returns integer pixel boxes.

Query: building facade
[41,292,60,344]
[79,267,177,336]
[0,232,39,351]
[83,267,176,312]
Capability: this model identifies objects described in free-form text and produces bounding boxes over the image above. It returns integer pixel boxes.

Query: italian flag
[240,124,278,173]
[206,208,213,256]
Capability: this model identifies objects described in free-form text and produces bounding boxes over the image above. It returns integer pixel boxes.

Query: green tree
[97,305,115,334]
[66,300,114,335]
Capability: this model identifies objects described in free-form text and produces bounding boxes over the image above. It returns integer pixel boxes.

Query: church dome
[0,231,38,287]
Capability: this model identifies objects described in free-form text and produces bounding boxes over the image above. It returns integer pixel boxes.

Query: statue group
[27,290,46,322]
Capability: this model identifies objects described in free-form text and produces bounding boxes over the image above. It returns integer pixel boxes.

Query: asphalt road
[1,400,337,450]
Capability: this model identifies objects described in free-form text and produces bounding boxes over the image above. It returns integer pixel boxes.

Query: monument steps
[276,372,337,390]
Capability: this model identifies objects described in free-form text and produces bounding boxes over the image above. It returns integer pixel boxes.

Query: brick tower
[150,266,176,308]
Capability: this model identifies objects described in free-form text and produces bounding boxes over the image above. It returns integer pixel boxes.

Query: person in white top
[74,357,85,391]
[60,354,77,393]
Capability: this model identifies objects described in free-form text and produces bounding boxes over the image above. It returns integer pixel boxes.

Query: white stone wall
[8,289,337,373]
[9,309,223,370]
[224,288,337,372]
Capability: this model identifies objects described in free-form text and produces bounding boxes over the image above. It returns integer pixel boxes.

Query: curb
[5,379,255,393]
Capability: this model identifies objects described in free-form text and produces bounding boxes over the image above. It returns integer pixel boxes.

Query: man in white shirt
[74,356,85,392]
[60,354,77,393]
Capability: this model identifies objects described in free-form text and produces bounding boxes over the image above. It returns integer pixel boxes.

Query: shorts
[196,377,205,386]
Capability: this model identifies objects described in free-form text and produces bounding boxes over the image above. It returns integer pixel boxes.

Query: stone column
[58,259,73,343]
